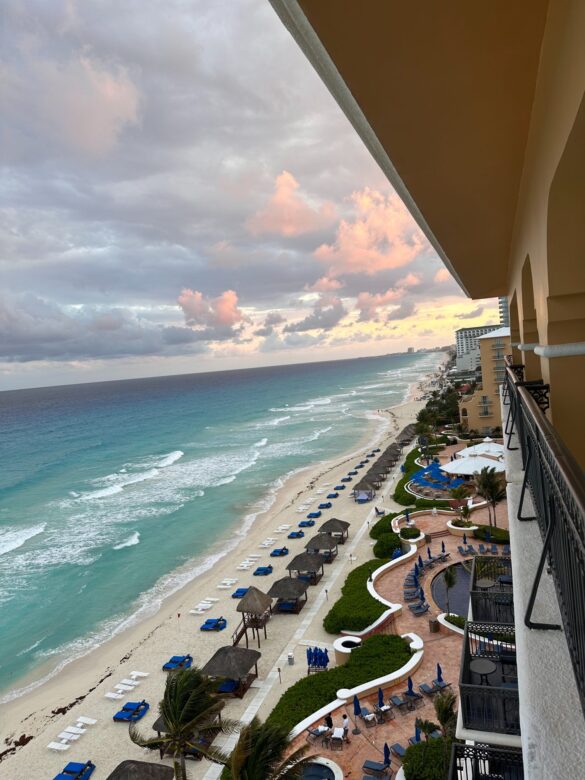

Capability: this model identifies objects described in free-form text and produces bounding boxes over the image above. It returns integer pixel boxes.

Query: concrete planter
[333,635,362,666]
[447,520,478,537]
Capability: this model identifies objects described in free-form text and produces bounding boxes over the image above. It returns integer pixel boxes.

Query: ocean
[0,351,442,701]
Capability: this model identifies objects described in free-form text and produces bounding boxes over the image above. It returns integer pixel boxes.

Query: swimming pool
[431,562,471,616]
[302,762,336,779]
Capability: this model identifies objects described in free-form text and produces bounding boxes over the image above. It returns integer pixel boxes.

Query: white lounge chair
[190,609,206,615]
[58,732,79,741]
[76,715,98,724]
[217,584,231,590]
[104,692,123,700]
[115,684,135,692]
[129,672,149,679]
[120,678,139,687]
[48,741,70,751]
[63,725,86,735]
[248,555,261,559]
[204,597,220,602]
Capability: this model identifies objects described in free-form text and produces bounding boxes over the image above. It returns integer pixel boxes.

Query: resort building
[454,326,501,372]
[459,327,511,435]
[271,2,585,777]
[498,297,510,328]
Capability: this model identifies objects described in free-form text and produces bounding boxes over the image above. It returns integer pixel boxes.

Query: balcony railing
[459,622,519,735]
[449,743,524,779]
[470,557,514,624]
[504,359,585,717]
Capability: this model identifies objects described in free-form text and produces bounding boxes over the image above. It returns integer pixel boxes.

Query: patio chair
[389,694,411,714]
[457,546,467,556]
[490,543,499,554]
[478,543,488,554]
[465,545,478,555]
[433,678,452,690]
[391,742,406,759]
[503,544,511,555]
[360,707,377,728]
[411,603,430,616]
[419,682,440,697]
[362,759,391,777]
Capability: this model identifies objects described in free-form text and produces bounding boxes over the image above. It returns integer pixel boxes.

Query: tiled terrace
[293,503,509,776]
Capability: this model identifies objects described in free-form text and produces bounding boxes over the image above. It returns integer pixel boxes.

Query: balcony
[459,622,519,736]
[504,359,585,717]
[470,556,514,623]
[449,743,524,779]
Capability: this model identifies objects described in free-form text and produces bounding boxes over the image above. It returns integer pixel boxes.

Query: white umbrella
[456,441,504,459]
[440,454,505,475]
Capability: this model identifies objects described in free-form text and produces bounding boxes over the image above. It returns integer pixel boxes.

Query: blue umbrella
[418,555,424,568]
[486,528,492,543]
[378,687,384,708]
[412,573,419,588]
[415,723,421,742]
[436,663,443,683]
[427,546,432,559]
[353,694,361,717]
[407,676,414,695]
[383,742,391,766]
[463,533,467,545]
[323,648,330,667]
[441,540,446,554]
[306,648,313,666]
[419,587,425,602]
[413,562,419,577]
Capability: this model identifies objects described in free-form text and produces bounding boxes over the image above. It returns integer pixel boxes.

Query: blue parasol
[384,742,391,766]
[407,676,414,695]
[419,587,425,602]
[436,663,443,683]
[441,540,446,554]
[306,648,313,666]
[427,546,432,559]
[405,509,410,524]
[463,533,467,545]
[378,687,384,708]
[418,555,424,568]
[486,528,492,543]
[415,723,421,742]
[323,648,329,667]
[353,694,361,716]
[413,562,419,577]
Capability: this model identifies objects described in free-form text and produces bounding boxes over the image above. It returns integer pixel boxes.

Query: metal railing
[470,557,514,624]
[449,743,524,779]
[459,622,519,736]
[504,359,585,716]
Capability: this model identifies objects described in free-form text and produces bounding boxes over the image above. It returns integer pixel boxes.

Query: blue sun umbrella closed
[415,723,421,742]
[419,587,425,603]
[405,509,410,524]
[378,687,384,708]
[353,695,361,717]
[413,562,419,577]
[407,676,414,695]
[323,648,329,667]
[486,528,492,543]
[436,663,443,683]
[306,648,313,666]
[463,533,467,545]
[384,742,391,766]
[441,540,446,554]
[418,555,424,568]
[427,546,433,559]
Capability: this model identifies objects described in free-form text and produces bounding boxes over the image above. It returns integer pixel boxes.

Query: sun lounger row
[104,670,149,700]
[48,717,98,753]
[52,760,95,779]
[217,578,238,589]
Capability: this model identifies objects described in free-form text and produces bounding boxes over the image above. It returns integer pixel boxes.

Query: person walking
[342,713,351,742]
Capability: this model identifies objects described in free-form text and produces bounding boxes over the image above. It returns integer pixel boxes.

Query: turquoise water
[0,352,442,700]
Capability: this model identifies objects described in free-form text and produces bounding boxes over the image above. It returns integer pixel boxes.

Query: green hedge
[445,614,466,630]
[373,532,401,559]
[370,512,399,540]
[323,559,388,634]
[473,525,510,544]
[400,526,421,540]
[267,635,412,733]
[393,448,420,506]
[403,737,453,780]
[414,498,451,509]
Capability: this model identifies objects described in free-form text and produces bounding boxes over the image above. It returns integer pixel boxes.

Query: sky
[1,0,499,390]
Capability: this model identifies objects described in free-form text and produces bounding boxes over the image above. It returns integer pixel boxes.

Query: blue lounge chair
[53,761,96,780]
[391,743,406,759]
[162,654,193,671]
[503,544,511,555]
[298,519,315,527]
[408,601,425,611]
[253,565,273,576]
[318,502,332,509]
[113,700,149,722]
[373,448,381,453]
[411,603,429,616]
[327,493,339,499]
[457,545,467,556]
[277,600,297,612]
[307,511,322,519]
[288,530,304,539]
[374,507,385,516]
[270,547,289,557]
[499,574,513,586]
[200,617,227,631]
[389,694,410,713]
[363,760,387,775]
[433,678,452,690]
[359,707,377,728]
[334,484,346,490]
[217,678,239,694]
[419,682,440,697]
[232,587,249,598]
[404,591,421,601]
[478,543,488,554]
[490,543,499,555]
[340,476,352,482]
[466,545,478,555]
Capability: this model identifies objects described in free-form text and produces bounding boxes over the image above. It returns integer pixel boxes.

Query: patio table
[470,657,497,685]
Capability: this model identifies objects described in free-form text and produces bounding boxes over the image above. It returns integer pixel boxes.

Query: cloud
[314,189,427,276]
[455,306,484,320]
[246,170,337,237]
[386,301,416,321]
[283,295,346,332]
[434,268,452,283]
[396,272,421,287]
[260,330,324,352]
[305,276,344,293]
[254,310,286,336]
[355,288,403,322]
[178,289,246,328]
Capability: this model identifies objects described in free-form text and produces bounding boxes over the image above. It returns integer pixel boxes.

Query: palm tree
[474,467,506,527]
[449,485,469,519]
[442,565,457,617]
[129,668,237,780]
[220,717,310,780]
[415,716,440,741]
[433,690,457,738]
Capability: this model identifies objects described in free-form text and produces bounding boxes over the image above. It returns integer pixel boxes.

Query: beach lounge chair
[408,601,426,611]
[503,544,511,555]
[114,684,135,692]
[419,682,440,697]
[62,726,86,735]
[270,547,289,557]
[104,692,123,700]
[200,617,227,631]
[404,591,421,601]
[327,493,339,499]
[341,476,352,482]
[466,545,478,555]
[53,760,96,780]
[360,707,377,728]
[362,759,389,777]
[75,716,97,726]
[318,502,332,509]
[120,678,139,687]
[334,484,346,490]
[491,543,499,554]
[288,531,304,539]
[217,678,239,695]
[253,565,273,576]
[163,654,193,671]
[457,545,467,556]
[411,603,430,616]
[298,520,315,528]
[58,732,80,742]
[307,511,322,519]
[113,700,149,723]
[232,587,249,598]
[391,743,406,759]
[433,678,452,690]
[389,694,411,714]
[348,470,358,476]
[374,507,385,516]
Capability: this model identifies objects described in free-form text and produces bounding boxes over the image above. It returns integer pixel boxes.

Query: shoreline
[1,362,444,776]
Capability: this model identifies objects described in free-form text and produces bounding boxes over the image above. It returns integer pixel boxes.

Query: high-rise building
[272,3,585,777]
[455,325,500,371]
[498,296,510,327]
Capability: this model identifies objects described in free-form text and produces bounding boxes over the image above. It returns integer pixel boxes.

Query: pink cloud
[396,272,421,287]
[355,288,403,321]
[434,268,451,283]
[246,171,337,237]
[178,289,245,328]
[306,276,344,293]
[315,189,426,276]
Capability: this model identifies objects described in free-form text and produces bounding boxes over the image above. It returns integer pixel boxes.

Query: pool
[431,562,471,616]
[302,762,335,780]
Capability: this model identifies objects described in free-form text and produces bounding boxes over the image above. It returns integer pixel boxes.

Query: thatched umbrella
[235,586,272,648]
[106,761,174,780]
[202,646,261,698]
[304,533,339,561]
[267,576,309,613]
[319,518,350,543]
[353,480,376,503]
[286,552,325,584]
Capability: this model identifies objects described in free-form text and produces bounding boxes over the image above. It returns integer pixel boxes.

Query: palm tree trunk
[492,501,498,527]
[173,755,187,780]
[446,590,450,617]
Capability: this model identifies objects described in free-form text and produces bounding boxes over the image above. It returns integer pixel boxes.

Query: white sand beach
[0,367,443,779]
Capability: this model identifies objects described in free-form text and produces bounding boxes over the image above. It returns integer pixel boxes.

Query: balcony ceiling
[272,1,549,298]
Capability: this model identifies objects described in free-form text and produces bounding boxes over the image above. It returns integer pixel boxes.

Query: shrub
[393,448,420,506]
[267,635,412,733]
[450,518,474,528]
[414,498,451,509]
[403,737,453,780]
[473,525,510,544]
[445,614,466,630]
[370,512,399,540]
[400,526,421,540]
[323,559,388,634]
[373,532,401,559]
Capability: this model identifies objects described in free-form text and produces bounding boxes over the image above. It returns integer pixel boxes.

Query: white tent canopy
[456,437,505,459]
[440,453,505,475]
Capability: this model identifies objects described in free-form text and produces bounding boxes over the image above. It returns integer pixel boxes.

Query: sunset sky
[1,0,498,389]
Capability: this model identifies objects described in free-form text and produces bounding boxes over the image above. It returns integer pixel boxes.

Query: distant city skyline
[1,0,498,390]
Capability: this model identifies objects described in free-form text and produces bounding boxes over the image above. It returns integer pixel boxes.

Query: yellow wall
[459,332,511,433]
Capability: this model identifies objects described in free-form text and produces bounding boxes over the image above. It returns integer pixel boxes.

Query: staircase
[429,529,450,539]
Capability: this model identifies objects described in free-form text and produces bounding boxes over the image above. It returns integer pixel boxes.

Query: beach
[0,365,442,779]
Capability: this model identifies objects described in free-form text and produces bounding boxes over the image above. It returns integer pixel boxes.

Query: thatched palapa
[233,586,272,648]
[319,518,350,543]
[236,586,272,616]
[106,761,174,780]
[304,532,339,561]
[286,552,325,584]
[267,576,309,613]
[202,645,261,698]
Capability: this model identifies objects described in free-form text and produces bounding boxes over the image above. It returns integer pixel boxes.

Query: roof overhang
[270,0,549,298]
